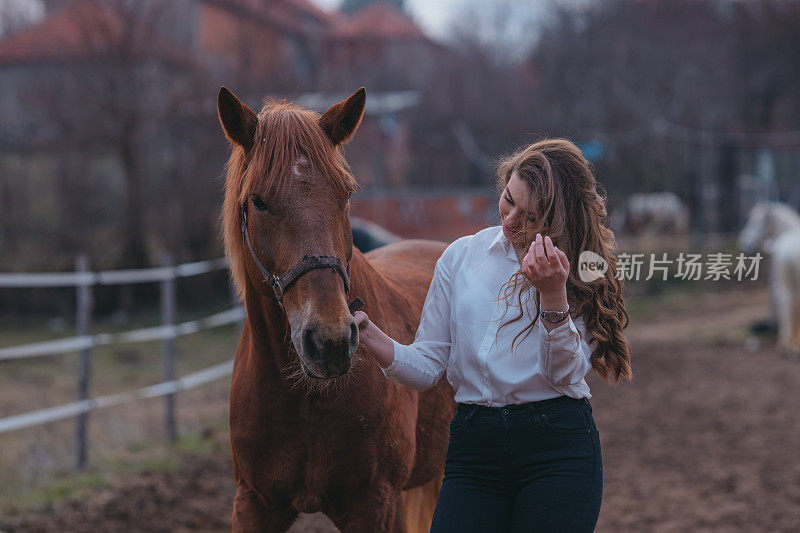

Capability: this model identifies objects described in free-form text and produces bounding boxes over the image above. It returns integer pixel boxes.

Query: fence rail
[0,360,233,434]
[0,253,242,469]
[0,257,230,287]
[0,307,243,361]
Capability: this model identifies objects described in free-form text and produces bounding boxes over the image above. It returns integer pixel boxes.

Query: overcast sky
[311,0,590,55]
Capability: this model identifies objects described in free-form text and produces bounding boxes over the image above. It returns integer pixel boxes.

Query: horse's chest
[291,456,365,512]
[233,400,411,514]
[240,417,383,483]
[273,423,385,513]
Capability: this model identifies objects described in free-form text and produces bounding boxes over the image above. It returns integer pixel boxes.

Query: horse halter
[240,200,362,314]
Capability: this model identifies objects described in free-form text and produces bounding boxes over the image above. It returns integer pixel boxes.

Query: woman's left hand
[521,234,570,304]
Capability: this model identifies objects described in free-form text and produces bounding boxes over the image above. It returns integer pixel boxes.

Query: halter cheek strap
[240,201,363,314]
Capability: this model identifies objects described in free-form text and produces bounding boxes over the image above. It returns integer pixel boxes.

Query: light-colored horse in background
[739,201,800,357]
[614,192,690,236]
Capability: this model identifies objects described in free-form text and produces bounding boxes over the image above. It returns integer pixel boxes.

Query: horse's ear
[319,87,366,146]
[218,86,257,152]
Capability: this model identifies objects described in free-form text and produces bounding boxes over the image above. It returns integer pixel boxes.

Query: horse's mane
[220,100,359,301]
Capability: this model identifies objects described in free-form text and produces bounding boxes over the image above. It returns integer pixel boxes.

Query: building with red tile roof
[321,2,441,91]
[0,0,443,192]
[0,0,439,83]
[0,0,187,66]
[327,2,427,42]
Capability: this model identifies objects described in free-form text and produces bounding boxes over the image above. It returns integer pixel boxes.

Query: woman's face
[499,171,535,242]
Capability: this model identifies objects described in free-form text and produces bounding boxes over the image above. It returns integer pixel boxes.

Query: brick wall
[350,190,498,243]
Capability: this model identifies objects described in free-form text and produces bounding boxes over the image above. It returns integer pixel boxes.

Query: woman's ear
[319,87,366,146]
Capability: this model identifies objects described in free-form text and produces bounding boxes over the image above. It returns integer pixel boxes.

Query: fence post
[75,254,92,470]
[160,252,177,443]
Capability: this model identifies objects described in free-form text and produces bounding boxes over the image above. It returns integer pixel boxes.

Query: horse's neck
[241,284,294,382]
[348,248,408,316]
[772,206,800,236]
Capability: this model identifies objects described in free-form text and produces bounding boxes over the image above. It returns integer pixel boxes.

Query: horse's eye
[348,190,353,200]
[251,195,268,211]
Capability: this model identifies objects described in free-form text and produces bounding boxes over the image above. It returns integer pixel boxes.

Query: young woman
[354,138,632,532]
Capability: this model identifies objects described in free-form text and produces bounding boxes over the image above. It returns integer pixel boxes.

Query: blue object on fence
[577,140,605,162]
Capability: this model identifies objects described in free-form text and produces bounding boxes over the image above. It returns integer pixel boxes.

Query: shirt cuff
[540,314,580,342]
[379,339,406,379]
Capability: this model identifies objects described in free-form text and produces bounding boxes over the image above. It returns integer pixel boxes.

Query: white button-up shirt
[380,225,595,405]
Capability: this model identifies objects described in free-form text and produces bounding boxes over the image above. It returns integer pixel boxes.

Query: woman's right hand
[353,310,370,333]
[352,310,396,370]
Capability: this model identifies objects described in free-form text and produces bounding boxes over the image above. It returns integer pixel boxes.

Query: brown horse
[217,86,456,532]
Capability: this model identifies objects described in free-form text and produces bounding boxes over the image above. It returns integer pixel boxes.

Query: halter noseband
[241,200,355,313]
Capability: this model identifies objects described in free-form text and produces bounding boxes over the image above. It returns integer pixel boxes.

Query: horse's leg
[788,266,800,358]
[774,261,793,352]
[392,495,407,533]
[769,258,782,325]
[777,293,792,352]
[232,485,298,533]
[790,311,800,358]
[327,483,403,533]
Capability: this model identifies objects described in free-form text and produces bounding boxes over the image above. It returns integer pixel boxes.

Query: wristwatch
[539,304,570,324]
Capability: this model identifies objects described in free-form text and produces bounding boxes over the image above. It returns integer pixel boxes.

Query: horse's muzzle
[299,320,358,378]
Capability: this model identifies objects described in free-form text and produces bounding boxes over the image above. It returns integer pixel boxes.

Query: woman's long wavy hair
[494,139,632,383]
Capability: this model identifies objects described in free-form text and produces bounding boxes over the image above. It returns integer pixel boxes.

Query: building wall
[350,190,497,242]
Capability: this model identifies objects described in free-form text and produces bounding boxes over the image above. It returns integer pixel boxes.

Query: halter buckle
[268,273,283,300]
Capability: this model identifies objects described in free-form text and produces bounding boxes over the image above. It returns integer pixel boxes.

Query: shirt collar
[487,226,520,263]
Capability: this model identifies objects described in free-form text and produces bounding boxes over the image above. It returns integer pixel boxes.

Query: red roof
[328,3,427,42]
[284,0,337,24]
[0,0,186,66]
[0,1,119,64]
[267,0,341,35]
[0,0,431,66]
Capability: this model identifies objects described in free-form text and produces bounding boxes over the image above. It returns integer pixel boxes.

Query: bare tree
[34,0,195,269]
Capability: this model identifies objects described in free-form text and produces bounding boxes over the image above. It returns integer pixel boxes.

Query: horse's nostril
[303,328,320,361]
[350,320,359,349]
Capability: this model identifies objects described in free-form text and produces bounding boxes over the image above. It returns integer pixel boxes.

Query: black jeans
[430,396,602,533]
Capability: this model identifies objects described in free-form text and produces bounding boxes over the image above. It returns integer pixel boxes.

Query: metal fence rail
[0,307,243,361]
[0,257,230,288]
[0,360,233,434]
[0,253,242,469]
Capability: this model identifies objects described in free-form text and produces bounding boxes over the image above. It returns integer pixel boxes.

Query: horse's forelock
[243,102,357,202]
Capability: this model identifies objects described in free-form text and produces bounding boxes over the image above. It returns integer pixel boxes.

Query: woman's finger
[544,236,557,264]
[525,260,540,282]
[534,234,548,266]
[555,246,570,273]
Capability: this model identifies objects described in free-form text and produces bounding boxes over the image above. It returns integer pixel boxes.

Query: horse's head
[218,86,366,380]
[738,202,779,253]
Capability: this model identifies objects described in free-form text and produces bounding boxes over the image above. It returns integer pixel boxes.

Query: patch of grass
[625,283,697,320]
[106,454,181,476]
[176,428,221,456]
[0,422,228,517]
[1,470,110,517]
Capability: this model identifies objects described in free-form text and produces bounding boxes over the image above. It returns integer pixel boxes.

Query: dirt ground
[3,287,800,532]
